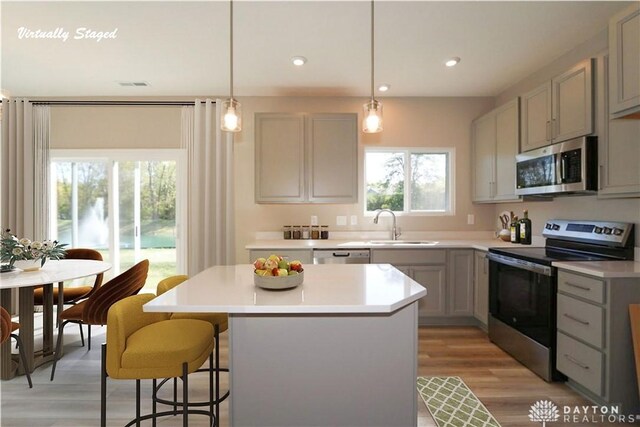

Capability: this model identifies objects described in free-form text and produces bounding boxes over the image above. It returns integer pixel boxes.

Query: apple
[264,258,279,271]
[254,257,267,270]
[255,269,269,276]
[276,268,289,277]
[278,259,289,270]
[271,267,279,276]
[267,254,281,263]
[289,260,303,272]
[288,270,299,276]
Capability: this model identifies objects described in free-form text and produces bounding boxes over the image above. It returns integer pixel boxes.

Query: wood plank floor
[1,324,625,426]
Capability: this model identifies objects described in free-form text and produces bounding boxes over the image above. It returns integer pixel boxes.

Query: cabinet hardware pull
[598,164,603,190]
[563,313,590,325]
[552,118,557,139]
[564,354,589,370]
[546,121,551,141]
[565,282,591,291]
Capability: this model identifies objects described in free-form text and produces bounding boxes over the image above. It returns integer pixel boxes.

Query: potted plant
[1,229,67,271]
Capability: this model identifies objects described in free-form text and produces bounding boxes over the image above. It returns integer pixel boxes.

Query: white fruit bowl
[254,271,304,290]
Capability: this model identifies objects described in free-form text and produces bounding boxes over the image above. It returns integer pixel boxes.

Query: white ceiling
[1,1,632,98]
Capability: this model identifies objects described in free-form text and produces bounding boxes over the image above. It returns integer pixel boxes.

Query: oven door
[488,253,556,347]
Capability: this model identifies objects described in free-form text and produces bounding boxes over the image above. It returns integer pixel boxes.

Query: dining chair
[1,307,33,388]
[33,248,104,346]
[630,304,640,396]
[50,259,149,381]
[156,275,229,423]
[101,294,215,427]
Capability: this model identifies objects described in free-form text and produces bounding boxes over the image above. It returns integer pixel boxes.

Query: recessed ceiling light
[378,84,390,92]
[445,57,461,67]
[291,56,307,66]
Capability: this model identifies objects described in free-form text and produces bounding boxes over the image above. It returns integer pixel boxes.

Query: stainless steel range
[487,219,635,381]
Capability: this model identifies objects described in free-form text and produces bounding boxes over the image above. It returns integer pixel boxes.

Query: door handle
[564,282,591,291]
[563,313,590,326]
[546,121,551,141]
[332,252,350,257]
[564,354,589,370]
[552,118,557,140]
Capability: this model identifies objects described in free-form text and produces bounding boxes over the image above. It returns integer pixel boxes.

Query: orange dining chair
[33,248,104,346]
[1,307,33,388]
[50,259,149,381]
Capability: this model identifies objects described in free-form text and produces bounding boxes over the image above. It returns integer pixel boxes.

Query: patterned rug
[417,376,501,427]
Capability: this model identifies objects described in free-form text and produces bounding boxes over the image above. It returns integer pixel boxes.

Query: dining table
[0,259,111,379]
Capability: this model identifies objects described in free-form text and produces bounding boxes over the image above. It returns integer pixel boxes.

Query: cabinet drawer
[371,249,446,265]
[557,332,604,396]
[557,294,604,349]
[558,271,605,304]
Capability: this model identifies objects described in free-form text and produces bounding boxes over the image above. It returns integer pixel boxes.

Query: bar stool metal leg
[183,362,189,427]
[136,379,141,427]
[101,344,107,427]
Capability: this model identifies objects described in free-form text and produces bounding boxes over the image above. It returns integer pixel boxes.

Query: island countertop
[144,264,426,315]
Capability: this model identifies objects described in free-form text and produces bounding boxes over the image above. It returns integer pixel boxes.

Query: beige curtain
[181,99,235,275]
[0,99,50,240]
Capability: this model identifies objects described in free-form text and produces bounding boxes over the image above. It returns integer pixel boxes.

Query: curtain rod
[29,100,216,106]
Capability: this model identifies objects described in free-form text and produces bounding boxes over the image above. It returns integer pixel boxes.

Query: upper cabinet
[255,113,358,204]
[609,3,640,118]
[520,59,593,152]
[471,98,520,203]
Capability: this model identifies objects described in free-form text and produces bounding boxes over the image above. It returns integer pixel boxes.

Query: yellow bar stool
[156,275,229,424]
[101,294,215,427]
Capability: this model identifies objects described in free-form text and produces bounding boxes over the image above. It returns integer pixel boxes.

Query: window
[365,148,454,214]
[50,149,186,292]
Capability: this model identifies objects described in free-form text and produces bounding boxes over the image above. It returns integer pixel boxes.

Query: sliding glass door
[50,150,185,292]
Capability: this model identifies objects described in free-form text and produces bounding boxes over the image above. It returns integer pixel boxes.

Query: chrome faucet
[373,209,401,240]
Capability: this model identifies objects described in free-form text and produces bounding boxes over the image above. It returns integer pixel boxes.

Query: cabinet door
[473,251,489,325]
[411,265,447,317]
[552,59,593,143]
[471,111,496,202]
[599,55,640,196]
[494,98,520,201]
[255,114,306,203]
[521,82,552,152]
[306,114,358,203]
[448,250,474,316]
[609,3,640,116]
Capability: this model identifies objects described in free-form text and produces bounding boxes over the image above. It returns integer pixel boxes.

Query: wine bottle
[519,210,532,245]
[510,216,520,243]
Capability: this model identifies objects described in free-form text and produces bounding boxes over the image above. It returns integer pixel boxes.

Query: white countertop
[246,238,542,252]
[144,264,427,314]
[0,259,111,289]
[553,260,640,278]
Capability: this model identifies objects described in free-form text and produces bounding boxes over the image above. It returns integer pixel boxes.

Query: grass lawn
[97,248,177,293]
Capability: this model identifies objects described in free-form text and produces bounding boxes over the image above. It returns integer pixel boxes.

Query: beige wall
[233,96,496,261]
[50,105,182,149]
[493,28,640,243]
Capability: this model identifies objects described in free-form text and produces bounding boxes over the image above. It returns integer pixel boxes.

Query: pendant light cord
[230,0,234,99]
[370,0,374,102]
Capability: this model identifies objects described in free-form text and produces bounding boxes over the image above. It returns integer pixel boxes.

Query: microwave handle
[555,153,562,184]
[560,155,568,182]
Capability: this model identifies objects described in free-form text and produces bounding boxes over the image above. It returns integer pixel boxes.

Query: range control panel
[542,219,633,247]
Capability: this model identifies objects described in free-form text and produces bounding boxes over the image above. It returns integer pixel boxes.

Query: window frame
[363,147,455,216]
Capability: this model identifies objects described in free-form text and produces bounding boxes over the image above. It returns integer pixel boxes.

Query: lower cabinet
[448,250,474,316]
[473,251,489,326]
[556,269,640,413]
[398,265,447,317]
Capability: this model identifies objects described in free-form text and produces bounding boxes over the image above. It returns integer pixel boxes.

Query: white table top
[145,264,427,314]
[553,260,640,278]
[0,259,112,289]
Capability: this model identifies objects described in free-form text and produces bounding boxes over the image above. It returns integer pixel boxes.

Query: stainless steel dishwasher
[313,249,370,264]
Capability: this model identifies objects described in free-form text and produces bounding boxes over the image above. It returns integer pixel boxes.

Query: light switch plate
[310,215,318,226]
[350,215,358,225]
[467,214,475,225]
[336,216,347,226]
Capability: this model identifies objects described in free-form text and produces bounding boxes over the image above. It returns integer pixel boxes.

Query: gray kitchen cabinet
[520,59,593,152]
[249,249,313,265]
[448,250,474,316]
[410,266,447,317]
[598,56,640,197]
[255,113,358,204]
[255,113,306,203]
[556,269,640,413]
[609,3,640,118]
[473,250,489,326]
[471,98,520,203]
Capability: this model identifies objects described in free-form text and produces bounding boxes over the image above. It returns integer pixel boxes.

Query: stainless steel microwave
[515,136,597,196]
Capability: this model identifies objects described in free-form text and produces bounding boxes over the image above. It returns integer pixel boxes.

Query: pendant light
[363,0,382,134]
[221,0,242,132]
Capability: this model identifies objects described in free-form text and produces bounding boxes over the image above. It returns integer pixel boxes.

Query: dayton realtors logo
[17,27,118,43]
[529,400,640,425]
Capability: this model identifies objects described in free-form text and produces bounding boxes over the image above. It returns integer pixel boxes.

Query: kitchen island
[145,264,426,427]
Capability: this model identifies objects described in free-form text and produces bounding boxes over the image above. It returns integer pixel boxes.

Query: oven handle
[487,253,554,277]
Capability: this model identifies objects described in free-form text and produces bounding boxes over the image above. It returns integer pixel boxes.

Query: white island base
[229,302,418,427]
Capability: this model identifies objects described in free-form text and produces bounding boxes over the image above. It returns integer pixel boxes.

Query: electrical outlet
[336,216,347,226]
[467,214,475,225]
[350,215,358,225]
[310,215,318,226]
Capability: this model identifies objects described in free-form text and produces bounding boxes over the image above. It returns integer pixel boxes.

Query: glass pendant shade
[221,98,242,132]
[363,99,383,133]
